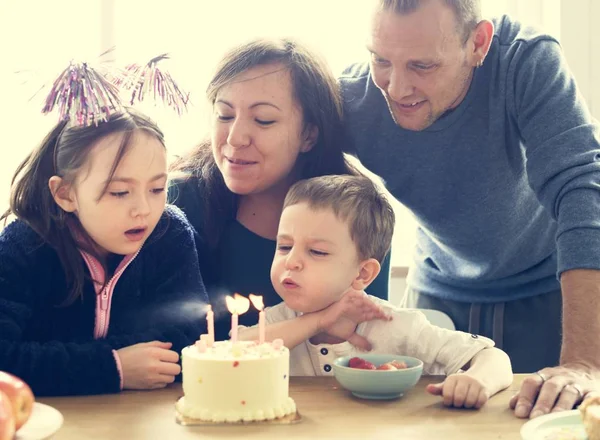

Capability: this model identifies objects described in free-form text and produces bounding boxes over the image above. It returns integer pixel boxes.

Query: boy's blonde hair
[284,175,395,262]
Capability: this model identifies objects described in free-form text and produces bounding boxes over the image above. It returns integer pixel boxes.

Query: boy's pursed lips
[281,277,299,289]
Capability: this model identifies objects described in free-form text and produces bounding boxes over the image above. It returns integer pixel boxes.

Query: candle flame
[226,293,250,315]
[249,294,264,311]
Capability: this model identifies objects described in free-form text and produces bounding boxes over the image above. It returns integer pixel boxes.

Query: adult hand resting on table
[509,365,598,418]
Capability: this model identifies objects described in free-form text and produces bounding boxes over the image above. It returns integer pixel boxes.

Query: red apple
[0,371,34,430]
[0,390,15,440]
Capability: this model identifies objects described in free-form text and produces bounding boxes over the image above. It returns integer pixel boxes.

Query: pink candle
[249,294,265,345]
[258,309,265,345]
[195,339,207,353]
[231,312,238,343]
[206,305,214,346]
[226,294,250,344]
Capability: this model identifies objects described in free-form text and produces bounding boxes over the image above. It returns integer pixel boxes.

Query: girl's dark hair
[170,37,358,247]
[1,108,165,306]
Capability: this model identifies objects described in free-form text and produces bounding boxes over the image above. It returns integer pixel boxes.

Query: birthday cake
[176,340,297,423]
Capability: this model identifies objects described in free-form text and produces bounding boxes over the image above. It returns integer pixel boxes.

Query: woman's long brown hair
[170,38,359,248]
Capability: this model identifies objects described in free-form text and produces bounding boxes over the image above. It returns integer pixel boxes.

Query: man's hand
[317,289,391,351]
[509,364,598,418]
[426,373,490,409]
[508,270,600,418]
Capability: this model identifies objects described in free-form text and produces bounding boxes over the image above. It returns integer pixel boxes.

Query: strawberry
[377,363,397,371]
[348,357,366,368]
[358,360,376,370]
[348,357,376,370]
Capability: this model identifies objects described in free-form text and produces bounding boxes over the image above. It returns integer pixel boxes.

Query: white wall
[484,0,561,37]
[0,1,103,216]
[560,0,600,119]
[390,271,408,307]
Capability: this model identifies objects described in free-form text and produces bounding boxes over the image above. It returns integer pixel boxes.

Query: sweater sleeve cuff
[556,228,600,276]
[112,350,124,390]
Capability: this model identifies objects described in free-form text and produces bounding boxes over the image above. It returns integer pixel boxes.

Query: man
[340,0,600,419]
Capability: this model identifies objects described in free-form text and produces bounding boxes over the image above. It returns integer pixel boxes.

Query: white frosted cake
[176,340,296,423]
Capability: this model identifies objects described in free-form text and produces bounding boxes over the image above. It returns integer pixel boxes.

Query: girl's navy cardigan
[0,205,208,396]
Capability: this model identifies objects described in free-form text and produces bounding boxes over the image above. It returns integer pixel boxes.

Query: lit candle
[206,304,214,346]
[232,312,238,343]
[249,294,265,344]
[225,293,250,344]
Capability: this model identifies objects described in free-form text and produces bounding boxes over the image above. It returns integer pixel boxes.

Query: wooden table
[40,375,531,439]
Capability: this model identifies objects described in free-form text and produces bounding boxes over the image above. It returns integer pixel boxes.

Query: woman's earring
[476,59,484,68]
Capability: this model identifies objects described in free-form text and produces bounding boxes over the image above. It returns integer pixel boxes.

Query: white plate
[521,410,587,440]
[16,402,63,440]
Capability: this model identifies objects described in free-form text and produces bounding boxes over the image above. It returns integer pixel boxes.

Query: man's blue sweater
[340,15,600,302]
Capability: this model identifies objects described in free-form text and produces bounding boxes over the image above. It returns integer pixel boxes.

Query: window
[0,0,102,214]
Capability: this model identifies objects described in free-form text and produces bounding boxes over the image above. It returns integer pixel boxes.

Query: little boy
[239,175,512,409]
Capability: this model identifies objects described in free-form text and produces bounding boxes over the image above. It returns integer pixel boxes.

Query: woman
[169,38,390,340]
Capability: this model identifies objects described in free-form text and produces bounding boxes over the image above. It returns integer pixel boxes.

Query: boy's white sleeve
[265,303,299,324]
[237,303,298,332]
[392,310,495,375]
[235,303,314,375]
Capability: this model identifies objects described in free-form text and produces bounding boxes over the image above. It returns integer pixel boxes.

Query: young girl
[0,107,208,396]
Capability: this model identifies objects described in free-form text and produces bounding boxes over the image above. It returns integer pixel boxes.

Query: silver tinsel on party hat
[113,54,190,115]
[41,61,123,127]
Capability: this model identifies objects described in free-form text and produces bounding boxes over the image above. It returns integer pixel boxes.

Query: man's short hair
[377,0,482,42]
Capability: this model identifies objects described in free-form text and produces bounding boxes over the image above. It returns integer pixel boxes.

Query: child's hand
[317,289,391,351]
[426,373,490,409]
[117,341,181,390]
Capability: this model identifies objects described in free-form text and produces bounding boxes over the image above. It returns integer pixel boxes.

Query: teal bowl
[332,354,423,400]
